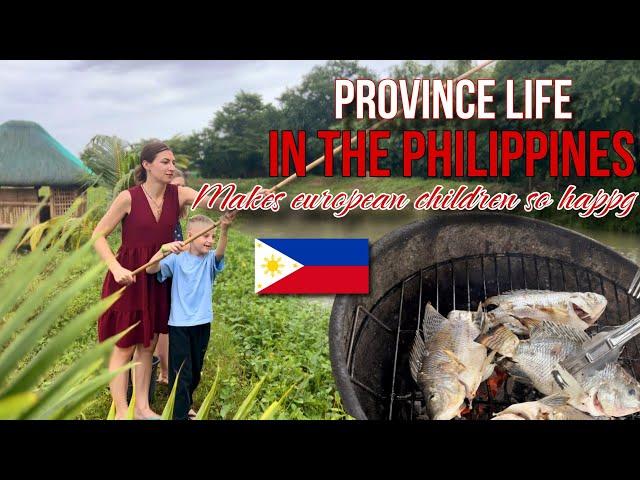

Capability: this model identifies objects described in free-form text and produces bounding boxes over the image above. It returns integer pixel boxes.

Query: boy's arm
[215,212,235,261]
[146,241,184,274]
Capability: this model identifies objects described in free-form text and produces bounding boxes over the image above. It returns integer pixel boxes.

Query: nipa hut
[0,120,94,229]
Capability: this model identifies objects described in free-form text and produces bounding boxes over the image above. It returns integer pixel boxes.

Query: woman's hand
[111,264,136,285]
[161,241,185,255]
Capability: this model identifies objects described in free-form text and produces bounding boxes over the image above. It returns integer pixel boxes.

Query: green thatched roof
[0,120,94,187]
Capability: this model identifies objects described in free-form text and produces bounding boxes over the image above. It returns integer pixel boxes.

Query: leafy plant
[141,363,293,420]
[194,361,220,420]
[82,135,139,199]
[160,364,182,420]
[0,206,133,419]
[18,198,99,251]
[233,375,267,420]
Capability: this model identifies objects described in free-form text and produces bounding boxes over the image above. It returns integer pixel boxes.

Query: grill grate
[346,252,640,420]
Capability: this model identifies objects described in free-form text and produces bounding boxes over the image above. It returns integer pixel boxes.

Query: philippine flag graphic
[254,239,369,294]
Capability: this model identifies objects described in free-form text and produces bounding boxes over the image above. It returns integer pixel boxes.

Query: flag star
[254,239,304,293]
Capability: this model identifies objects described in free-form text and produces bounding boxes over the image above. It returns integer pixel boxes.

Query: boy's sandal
[157,374,169,386]
[188,409,197,419]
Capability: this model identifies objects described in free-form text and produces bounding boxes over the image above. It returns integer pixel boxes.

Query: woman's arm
[92,190,134,285]
[179,186,212,212]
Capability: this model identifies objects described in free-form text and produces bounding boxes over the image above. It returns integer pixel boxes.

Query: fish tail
[540,393,571,407]
[476,325,519,357]
[480,350,497,382]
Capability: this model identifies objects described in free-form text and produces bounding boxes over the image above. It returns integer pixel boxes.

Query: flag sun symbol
[262,254,283,277]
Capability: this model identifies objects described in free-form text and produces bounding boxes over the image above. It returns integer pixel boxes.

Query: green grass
[1,218,345,419]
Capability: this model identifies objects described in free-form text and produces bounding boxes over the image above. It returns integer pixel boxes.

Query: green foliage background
[91,60,639,185]
[1,187,345,419]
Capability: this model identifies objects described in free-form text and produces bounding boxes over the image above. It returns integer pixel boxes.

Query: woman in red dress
[93,141,188,419]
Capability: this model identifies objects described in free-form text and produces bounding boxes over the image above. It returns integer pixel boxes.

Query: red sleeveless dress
[98,184,179,348]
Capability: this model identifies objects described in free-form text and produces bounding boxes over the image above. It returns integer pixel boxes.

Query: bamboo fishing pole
[130,217,225,276]
[130,60,496,277]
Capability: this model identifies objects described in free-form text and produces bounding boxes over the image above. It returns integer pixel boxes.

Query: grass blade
[194,362,220,420]
[0,231,70,329]
[0,262,105,386]
[233,375,266,420]
[107,401,116,420]
[161,363,183,420]
[50,363,134,420]
[32,358,105,419]
[2,291,122,396]
[0,392,38,420]
[259,384,296,420]
[21,321,134,419]
[0,197,47,261]
[0,234,98,350]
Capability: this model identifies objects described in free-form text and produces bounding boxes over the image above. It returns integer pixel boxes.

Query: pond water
[236,209,640,308]
[235,209,640,264]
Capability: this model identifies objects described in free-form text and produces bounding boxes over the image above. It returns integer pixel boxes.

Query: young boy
[146,212,234,420]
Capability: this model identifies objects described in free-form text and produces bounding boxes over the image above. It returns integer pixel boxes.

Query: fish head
[424,380,466,420]
[569,292,607,324]
[589,368,640,417]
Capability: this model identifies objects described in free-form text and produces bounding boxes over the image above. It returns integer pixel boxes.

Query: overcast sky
[0,60,451,156]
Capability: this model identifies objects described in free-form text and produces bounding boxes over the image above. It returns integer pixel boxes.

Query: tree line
[81,60,640,190]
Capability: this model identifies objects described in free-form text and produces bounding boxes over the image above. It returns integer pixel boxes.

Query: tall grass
[1,187,347,419]
[0,206,132,419]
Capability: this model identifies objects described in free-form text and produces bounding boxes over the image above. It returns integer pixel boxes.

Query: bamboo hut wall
[0,187,39,228]
[51,188,86,217]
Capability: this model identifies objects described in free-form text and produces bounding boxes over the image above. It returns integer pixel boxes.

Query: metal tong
[629,269,640,300]
[553,313,640,389]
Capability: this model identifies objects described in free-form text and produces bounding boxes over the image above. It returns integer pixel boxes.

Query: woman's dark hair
[134,140,171,184]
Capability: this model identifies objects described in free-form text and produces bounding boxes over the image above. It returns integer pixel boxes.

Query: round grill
[329,213,640,420]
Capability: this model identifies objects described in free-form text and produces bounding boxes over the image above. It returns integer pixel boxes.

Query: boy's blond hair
[187,215,215,230]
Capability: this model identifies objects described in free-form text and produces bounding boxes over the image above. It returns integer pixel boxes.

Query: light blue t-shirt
[157,250,225,327]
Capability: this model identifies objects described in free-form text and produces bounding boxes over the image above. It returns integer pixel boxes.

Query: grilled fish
[482,290,607,333]
[409,304,494,420]
[478,321,640,417]
[492,395,595,420]
[575,362,640,417]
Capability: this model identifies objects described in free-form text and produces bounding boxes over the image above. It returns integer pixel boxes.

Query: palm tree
[82,135,138,200]
[83,135,192,201]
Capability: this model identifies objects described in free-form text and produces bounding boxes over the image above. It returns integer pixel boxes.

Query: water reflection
[236,210,640,264]
[238,210,639,308]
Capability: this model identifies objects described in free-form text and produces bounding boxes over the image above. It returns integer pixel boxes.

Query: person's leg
[189,323,211,409]
[169,326,193,420]
[108,344,136,420]
[132,334,159,419]
[154,333,169,384]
